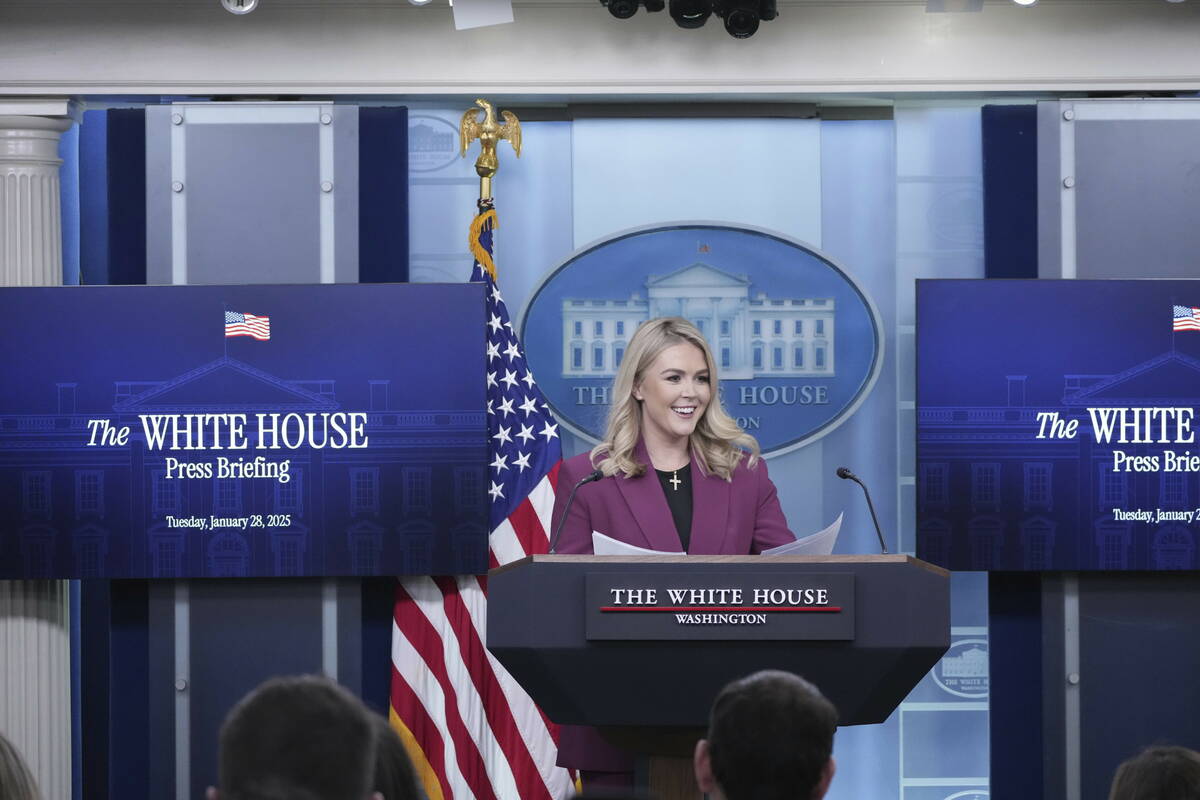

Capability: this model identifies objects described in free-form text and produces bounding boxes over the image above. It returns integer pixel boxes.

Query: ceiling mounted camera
[598,0,776,37]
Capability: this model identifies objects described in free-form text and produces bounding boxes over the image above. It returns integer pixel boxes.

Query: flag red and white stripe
[390,203,573,800]
[224,310,271,340]
[1174,305,1200,331]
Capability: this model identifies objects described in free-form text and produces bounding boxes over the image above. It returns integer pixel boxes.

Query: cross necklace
[668,471,682,491]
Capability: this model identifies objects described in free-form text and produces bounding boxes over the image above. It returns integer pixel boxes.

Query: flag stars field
[392,200,572,800]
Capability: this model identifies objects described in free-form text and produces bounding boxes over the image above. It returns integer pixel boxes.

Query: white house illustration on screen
[560,262,835,380]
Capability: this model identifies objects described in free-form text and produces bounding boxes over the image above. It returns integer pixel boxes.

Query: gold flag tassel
[468,205,499,280]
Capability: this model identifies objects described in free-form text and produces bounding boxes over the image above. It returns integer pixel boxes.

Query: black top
[654,467,693,552]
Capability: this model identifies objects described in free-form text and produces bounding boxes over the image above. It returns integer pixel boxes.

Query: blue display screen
[917,280,1200,571]
[0,283,487,579]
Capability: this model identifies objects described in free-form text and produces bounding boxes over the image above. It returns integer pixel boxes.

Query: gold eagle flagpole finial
[459,98,522,202]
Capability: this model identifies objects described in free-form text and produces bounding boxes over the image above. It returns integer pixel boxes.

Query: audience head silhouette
[694,670,837,800]
[209,675,379,800]
[1109,745,1200,800]
[370,713,422,800]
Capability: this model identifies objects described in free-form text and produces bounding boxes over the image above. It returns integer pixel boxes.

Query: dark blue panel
[982,105,1038,279]
[337,578,364,700]
[1079,574,1200,800]
[79,110,110,286]
[361,576,398,717]
[70,580,82,800]
[107,109,146,286]
[109,580,150,798]
[60,124,81,286]
[987,572,1043,799]
[188,578,324,799]
[359,107,408,284]
[146,581,176,798]
[79,579,111,800]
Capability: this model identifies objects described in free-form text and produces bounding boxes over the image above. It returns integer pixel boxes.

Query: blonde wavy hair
[590,317,760,481]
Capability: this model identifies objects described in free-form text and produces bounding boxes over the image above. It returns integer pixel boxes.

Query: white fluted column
[0,114,72,287]
[0,105,73,800]
[0,581,71,800]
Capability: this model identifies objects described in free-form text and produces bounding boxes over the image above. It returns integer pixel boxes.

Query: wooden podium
[487,554,950,798]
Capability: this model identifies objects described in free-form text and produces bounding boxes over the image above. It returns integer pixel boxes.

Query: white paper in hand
[591,531,685,556]
[761,512,843,556]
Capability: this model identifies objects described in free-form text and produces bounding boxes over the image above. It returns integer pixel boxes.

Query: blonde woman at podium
[549,316,796,786]
[551,315,795,557]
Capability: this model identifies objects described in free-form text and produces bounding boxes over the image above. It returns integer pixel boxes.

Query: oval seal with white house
[932,638,990,700]
[407,114,461,173]
[519,224,883,456]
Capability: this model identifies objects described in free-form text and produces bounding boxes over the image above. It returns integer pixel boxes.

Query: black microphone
[548,469,604,554]
[836,467,889,554]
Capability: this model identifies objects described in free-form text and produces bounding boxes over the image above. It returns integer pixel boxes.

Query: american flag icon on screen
[1173,305,1200,332]
[225,311,271,340]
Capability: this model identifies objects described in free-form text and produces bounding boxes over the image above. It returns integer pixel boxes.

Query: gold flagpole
[459,98,522,203]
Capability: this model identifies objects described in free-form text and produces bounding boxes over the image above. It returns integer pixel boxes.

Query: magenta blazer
[551,439,795,555]
[550,439,795,771]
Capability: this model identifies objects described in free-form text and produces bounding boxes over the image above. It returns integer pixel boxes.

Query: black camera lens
[607,0,639,18]
[723,6,758,37]
[670,0,712,28]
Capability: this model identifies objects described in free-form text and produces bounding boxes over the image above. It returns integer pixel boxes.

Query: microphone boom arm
[837,467,889,555]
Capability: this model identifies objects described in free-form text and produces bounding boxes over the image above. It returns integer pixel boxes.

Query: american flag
[225,311,271,340]
[390,202,572,800]
[1173,305,1200,331]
